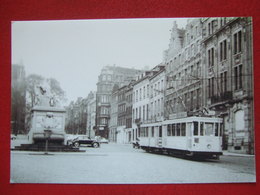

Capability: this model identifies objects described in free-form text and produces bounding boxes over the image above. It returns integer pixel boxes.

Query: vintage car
[69,135,100,148]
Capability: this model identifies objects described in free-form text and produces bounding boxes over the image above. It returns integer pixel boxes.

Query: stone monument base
[12,142,85,152]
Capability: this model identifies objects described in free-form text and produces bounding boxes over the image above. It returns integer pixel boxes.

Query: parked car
[11,134,17,140]
[70,135,100,148]
[99,137,109,144]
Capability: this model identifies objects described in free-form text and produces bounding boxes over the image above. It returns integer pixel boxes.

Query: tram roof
[140,116,223,127]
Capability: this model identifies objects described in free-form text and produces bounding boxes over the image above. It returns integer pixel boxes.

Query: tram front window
[193,122,198,136]
[205,123,214,136]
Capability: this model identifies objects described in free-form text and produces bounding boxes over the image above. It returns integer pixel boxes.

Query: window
[172,124,176,136]
[208,48,214,66]
[234,65,243,90]
[143,86,146,99]
[205,123,214,136]
[167,124,171,136]
[176,123,181,136]
[190,91,194,110]
[181,123,186,136]
[220,71,228,93]
[158,99,160,116]
[146,104,149,120]
[143,105,145,120]
[196,89,200,109]
[208,77,215,97]
[200,122,204,136]
[234,31,242,55]
[224,72,227,92]
[208,20,215,35]
[220,40,227,61]
[193,122,198,136]
[151,127,154,137]
[215,123,219,136]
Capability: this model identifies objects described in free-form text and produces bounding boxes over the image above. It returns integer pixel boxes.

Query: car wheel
[92,142,99,148]
[74,142,80,147]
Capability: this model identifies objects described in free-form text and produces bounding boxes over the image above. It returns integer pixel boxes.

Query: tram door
[186,122,193,150]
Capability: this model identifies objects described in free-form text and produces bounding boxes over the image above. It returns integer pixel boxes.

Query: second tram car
[139,116,223,159]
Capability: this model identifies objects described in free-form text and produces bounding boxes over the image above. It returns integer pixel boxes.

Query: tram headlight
[207,144,212,149]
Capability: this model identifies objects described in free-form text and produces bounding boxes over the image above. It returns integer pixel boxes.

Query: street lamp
[44,130,52,155]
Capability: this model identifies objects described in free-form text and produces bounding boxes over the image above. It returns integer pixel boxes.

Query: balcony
[134,118,142,125]
[210,91,233,105]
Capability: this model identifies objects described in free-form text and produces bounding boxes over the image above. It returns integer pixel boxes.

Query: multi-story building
[116,85,128,144]
[11,64,26,134]
[86,91,96,138]
[125,82,134,143]
[96,65,142,139]
[131,66,165,142]
[65,97,87,135]
[201,17,254,154]
[132,71,151,142]
[109,85,119,142]
[149,65,166,123]
[164,19,203,119]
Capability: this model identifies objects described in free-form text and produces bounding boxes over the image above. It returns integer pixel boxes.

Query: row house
[109,82,134,143]
[201,17,254,154]
[109,85,119,142]
[164,19,203,119]
[131,65,165,142]
[86,91,96,138]
[149,65,166,123]
[96,65,142,139]
[116,85,128,144]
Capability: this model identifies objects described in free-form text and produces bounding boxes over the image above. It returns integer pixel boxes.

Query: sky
[12,18,187,105]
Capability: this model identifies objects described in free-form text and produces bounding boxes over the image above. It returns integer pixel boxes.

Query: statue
[35,81,59,107]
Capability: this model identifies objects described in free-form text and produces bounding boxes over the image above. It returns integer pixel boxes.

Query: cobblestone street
[11,143,256,184]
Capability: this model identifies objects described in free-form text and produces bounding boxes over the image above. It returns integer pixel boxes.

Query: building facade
[86,91,96,138]
[149,65,166,123]
[96,65,142,139]
[201,17,254,154]
[109,85,119,142]
[164,19,203,119]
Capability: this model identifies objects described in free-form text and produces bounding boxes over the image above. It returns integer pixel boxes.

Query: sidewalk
[222,150,255,157]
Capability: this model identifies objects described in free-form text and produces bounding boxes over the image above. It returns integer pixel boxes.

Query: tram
[139,116,223,159]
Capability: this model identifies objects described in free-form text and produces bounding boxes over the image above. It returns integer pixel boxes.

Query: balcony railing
[210,91,233,104]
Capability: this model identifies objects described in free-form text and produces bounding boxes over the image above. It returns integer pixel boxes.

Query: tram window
[193,122,198,136]
[140,128,143,137]
[181,123,186,136]
[220,123,223,136]
[159,126,162,137]
[152,127,154,137]
[172,124,176,136]
[205,123,214,136]
[200,123,204,136]
[215,123,219,136]
[167,124,171,136]
[176,123,181,136]
[146,127,149,137]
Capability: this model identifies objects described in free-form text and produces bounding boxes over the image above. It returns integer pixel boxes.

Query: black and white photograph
[11,17,255,184]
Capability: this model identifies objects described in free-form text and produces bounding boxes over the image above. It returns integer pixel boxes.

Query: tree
[25,74,66,132]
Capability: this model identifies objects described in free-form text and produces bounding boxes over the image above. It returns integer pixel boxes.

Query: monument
[14,83,82,152]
